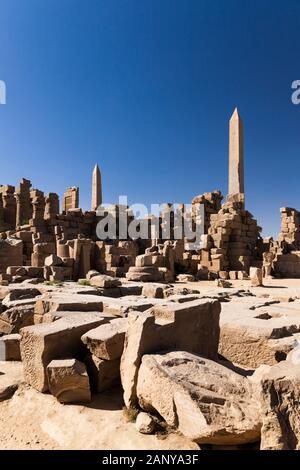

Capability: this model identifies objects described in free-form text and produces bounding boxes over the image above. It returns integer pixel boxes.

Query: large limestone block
[20,312,111,392]
[85,354,120,392]
[47,358,91,403]
[137,351,261,445]
[253,360,300,450]
[121,299,220,407]
[81,318,127,360]
[101,296,158,317]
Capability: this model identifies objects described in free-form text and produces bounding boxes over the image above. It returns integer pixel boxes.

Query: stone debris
[135,412,155,434]
[47,358,91,403]
[136,351,261,445]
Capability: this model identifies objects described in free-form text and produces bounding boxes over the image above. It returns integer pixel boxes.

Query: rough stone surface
[135,412,155,434]
[254,360,300,450]
[121,299,221,407]
[85,354,120,392]
[137,351,261,445]
[47,358,91,403]
[82,318,127,360]
[142,284,164,299]
[20,312,112,392]
[0,334,21,361]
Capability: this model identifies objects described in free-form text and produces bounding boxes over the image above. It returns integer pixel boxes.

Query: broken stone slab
[142,284,164,299]
[250,267,263,287]
[2,296,40,310]
[20,312,112,392]
[0,304,35,334]
[219,301,300,368]
[126,266,162,282]
[0,334,21,361]
[253,360,300,450]
[47,358,91,403]
[44,254,64,267]
[101,296,160,317]
[7,266,27,276]
[34,293,104,316]
[135,412,155,434]
[82,318,128,360]
[85,354,120,392]
[0,361,24,402]
[136,351,261,445]
[1,287,41,305]
[89,275,121,288]
[121,299,221,407]
[40,310,115,324]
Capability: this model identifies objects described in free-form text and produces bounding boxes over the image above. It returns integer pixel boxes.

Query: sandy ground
[0,364,198,450]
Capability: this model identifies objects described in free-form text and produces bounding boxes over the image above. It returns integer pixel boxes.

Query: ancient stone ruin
[1,110,300,450]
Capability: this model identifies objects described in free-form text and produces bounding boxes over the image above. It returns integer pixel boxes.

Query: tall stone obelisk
[91,164,102,211]
[228,108,244,198]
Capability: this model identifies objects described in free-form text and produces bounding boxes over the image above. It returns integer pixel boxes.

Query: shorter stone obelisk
[91,164,102,211]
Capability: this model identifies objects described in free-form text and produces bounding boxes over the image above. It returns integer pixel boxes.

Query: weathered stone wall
[0,238,23,273]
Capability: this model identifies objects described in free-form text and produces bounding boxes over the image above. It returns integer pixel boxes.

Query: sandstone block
[44,254,63,267]
[121,299,220,407]
[137,351,261,445]
[47,358,91,403]
[81,318,127,360]
[20,312,111,392]
[0,334,21,360]
[85,354,120,392]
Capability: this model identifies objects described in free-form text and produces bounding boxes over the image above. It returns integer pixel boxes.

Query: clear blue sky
[0,0,299,237]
